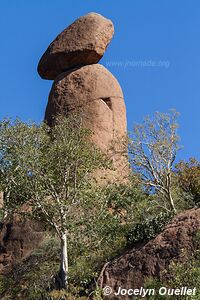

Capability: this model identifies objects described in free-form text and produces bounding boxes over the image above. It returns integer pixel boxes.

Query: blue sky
[1,1,200,161]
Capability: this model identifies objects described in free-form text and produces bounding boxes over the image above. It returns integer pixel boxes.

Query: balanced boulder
[38,13,114,80]
[38,13,129,182]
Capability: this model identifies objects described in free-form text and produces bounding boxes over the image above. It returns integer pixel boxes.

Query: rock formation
[0,217,43,273]
[38,12,128,182]
[97,208,200,300]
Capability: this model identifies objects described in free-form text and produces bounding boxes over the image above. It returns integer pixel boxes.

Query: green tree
[129,110,180,213]
[175,158,200,206]
[0,115,110,290]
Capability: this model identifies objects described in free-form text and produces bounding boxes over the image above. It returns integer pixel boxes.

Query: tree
[128,110,180,213]
[0,115,109,290]
[0,119,33,218]
[175,157,200,206]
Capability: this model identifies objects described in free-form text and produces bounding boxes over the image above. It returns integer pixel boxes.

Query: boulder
[38,13,114,79]
[97,208,200,299]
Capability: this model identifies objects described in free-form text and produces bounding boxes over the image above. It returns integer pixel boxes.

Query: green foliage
[0,275,13,297]
[0,115,110,230]
[144,278,169,300]
[126,210,174,244]
[0,209,4,221]
[145,232,200,300]
[175,157,200,207]
[65,182,150,292]
[145,258,200,300]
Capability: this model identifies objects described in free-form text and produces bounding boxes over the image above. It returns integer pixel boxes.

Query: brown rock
[45,64,128,182]
[0,217,44,273]
[38,13,114,79]
[45,64,127,151]
[97,208,200,299]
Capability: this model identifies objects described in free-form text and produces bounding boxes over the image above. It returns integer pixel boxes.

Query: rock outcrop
[97,208,200,299]
[0,217,44,273]
[38,12,128,182]
[38,13,114,80]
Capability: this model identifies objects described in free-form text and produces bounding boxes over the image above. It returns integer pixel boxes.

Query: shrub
[126,211,174,245]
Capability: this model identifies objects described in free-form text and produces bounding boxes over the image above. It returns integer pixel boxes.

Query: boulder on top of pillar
[37,13,114,80]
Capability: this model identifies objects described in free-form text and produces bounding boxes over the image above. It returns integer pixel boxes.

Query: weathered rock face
[38,13,114,80]
[0,218,44,273]
[97,208,200,299]
[45,64,126,152]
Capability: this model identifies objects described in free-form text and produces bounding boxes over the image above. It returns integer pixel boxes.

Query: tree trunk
[168,192,176,213]
[58,231,68,289]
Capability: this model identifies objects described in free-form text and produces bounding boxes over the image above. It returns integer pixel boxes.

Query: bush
[126,211,174,245]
